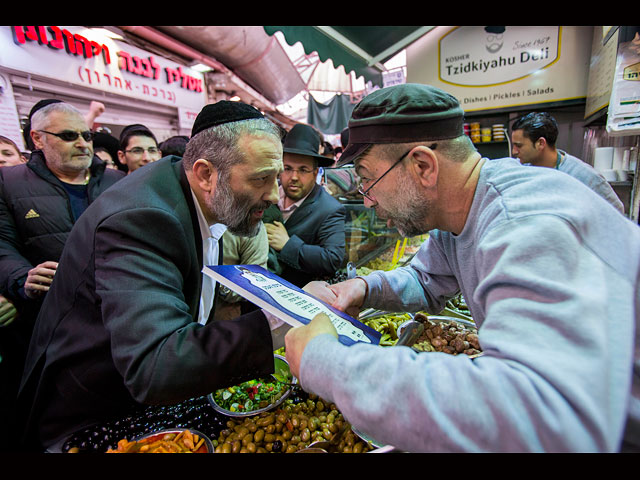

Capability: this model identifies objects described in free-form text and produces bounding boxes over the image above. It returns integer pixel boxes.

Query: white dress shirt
[278,185,312,222]
[191,190,227,325]
[190,188,290,349]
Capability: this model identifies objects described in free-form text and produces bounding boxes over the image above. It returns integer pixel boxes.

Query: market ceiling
[120,26,436,110]
[263,26,436,85]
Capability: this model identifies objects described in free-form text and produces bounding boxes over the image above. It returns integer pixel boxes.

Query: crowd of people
[0,82,638,453]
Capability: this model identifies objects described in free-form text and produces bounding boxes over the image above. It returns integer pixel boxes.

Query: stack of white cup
[593,147,632,182]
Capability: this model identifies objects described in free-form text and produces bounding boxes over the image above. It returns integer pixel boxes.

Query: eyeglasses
[358,144,436,202]
[281,166,315,176]
[124,147,160,156]
[38,130,94,142]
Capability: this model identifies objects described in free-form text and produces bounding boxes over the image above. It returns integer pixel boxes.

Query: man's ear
[30,130,45,150]
[192,158,217,192]
[410,146,438,188]
[535,137,548,151]
[117,150,127,166]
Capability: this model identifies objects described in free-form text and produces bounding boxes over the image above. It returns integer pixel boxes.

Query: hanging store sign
[439,26,559,87]
[406,26,593,112]
[1,26,207,118]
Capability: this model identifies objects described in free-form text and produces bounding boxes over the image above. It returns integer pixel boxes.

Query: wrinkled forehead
[354,145,384,176]
[235,134,283,173]
[41,110,88,131]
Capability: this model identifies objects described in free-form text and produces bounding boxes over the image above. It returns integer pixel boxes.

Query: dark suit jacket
[266,183,346,288]
[17,156,275,450]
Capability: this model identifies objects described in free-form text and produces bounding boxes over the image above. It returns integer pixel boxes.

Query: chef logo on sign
[484,26,505,54]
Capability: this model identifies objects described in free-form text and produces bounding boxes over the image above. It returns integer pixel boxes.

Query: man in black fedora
[16,100,289,451]
[264,123,346,288]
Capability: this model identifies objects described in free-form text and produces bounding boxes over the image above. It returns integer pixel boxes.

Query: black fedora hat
[283,124,334,167]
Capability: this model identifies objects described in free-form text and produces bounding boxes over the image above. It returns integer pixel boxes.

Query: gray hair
[182,118,282,174]
[30,102,85,131]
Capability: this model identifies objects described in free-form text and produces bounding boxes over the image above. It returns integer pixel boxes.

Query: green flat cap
[338,84,464,165]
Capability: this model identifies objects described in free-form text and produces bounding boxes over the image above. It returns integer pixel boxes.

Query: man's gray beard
[206,179,262,237]
[379,179,431,238]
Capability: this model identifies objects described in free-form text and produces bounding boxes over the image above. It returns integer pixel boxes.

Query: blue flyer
[204,264,381,346]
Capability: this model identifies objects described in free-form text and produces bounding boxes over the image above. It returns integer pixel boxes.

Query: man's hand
[86,101,106,126]
[0,295,18,327]
[302,280,338,304]
[24,261,58,299]
[285,313,337,379]
[265,221,290,251]
[304,277,368,318]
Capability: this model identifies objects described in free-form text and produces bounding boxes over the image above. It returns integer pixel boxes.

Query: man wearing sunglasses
[17,101,290,452]
[284,83,640,453]
[0,101,123,448]
[117,124,162,174]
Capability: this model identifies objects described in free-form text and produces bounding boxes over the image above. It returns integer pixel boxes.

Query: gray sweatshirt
[557,151,625,214]
[299,157,640,452]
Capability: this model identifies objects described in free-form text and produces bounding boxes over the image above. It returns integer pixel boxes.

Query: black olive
[272,440,283,452]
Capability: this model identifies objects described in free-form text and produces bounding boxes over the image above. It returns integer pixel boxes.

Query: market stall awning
[263,26,435,86]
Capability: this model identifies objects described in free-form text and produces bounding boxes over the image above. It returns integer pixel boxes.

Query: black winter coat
[0,151,124,305]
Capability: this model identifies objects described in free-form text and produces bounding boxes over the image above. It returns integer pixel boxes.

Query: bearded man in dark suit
[17,101,287,451]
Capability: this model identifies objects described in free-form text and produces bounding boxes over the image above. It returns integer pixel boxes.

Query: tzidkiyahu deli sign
[439,26,559,87]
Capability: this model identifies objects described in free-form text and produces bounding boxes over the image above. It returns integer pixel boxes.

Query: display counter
[62,367,393,454]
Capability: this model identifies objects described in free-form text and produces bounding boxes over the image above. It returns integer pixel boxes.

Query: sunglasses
[38,130,94,142]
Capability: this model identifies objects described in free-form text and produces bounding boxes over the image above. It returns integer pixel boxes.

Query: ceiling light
[89,28,123,41]
[191,63,213,73]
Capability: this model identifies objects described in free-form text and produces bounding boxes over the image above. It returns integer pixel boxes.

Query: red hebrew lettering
[152,87,157,96]
[124,79,132,90]
[11,26,26,44]
[25,26,38,42]
[148,56,161,80]
[36,26,49,45]
[103,73,111,86]
[11,26,39,44]
[178,67,189,89]
[84,68,92,84]
[143,85,149,95]
[165,67,176,84]
[141,58,153,78]
[94,71,100,83]
[132,56,145,75]
[74,34,93,59]
[47,26,64,49]
[114,77,122,88]
[90,41,111,64]
[62,29,76,55]
[117,51,133,72]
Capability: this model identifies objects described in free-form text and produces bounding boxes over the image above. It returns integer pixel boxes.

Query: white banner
[0,26,207,116]
[0,72,25,150]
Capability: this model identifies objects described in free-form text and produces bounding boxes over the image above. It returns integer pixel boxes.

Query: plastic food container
[108,428,214,453]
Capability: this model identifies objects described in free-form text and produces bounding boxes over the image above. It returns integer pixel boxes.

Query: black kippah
[120,124,153,141]
[29,98,63,119]
[191,100,264,137]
